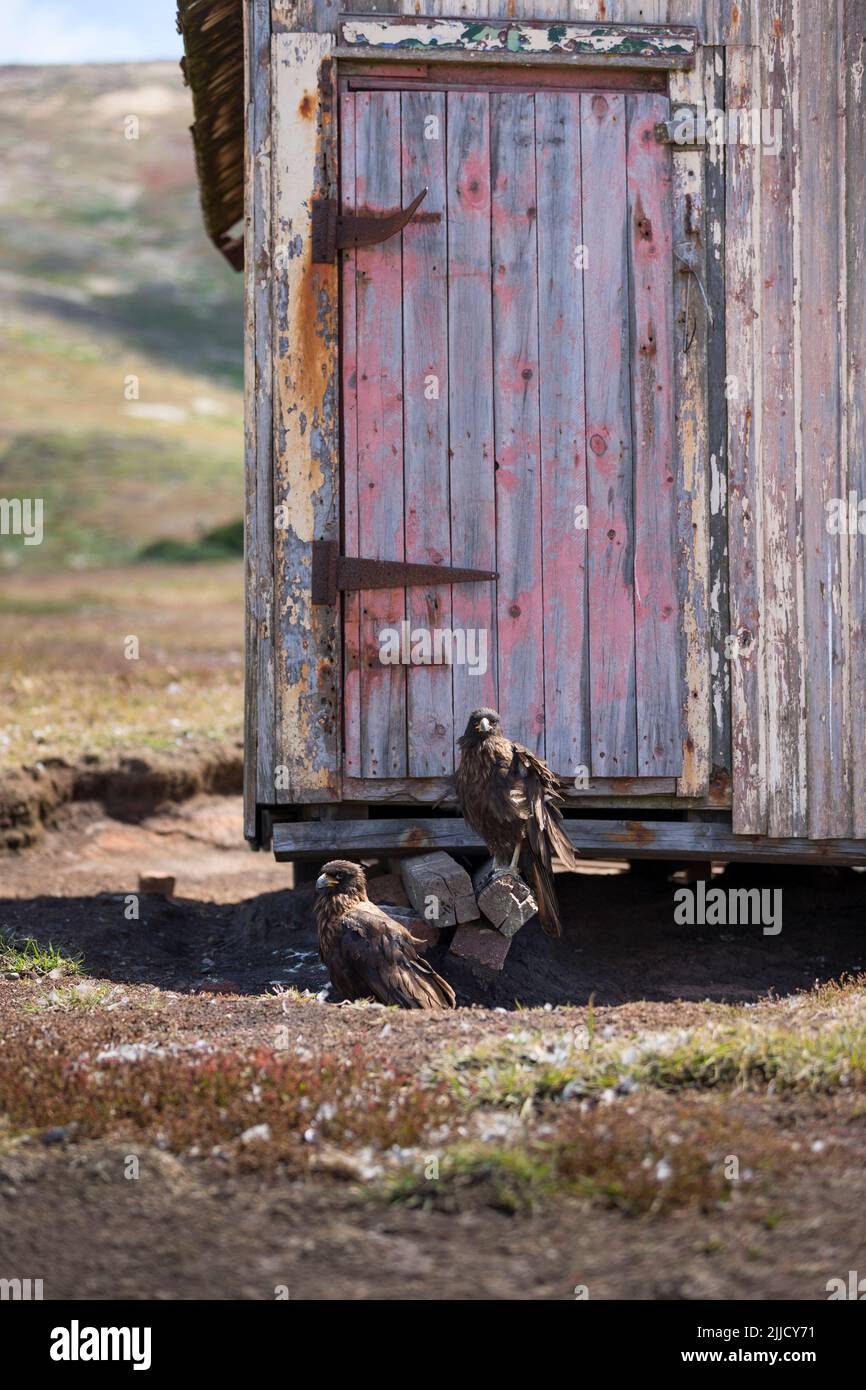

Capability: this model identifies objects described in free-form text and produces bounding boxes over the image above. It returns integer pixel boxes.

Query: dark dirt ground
[2,793,864,1007]
[1,794,865,1300]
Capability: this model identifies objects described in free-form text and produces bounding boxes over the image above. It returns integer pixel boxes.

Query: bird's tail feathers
[522,834,562,938]
[545,804,581,870]
[527,856,562,937]
[410,956,457,1009]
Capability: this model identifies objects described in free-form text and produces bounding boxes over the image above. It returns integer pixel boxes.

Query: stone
[473,860,537,938]
[400,851,479,929]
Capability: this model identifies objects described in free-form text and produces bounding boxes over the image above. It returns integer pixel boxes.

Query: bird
[454,708,580,937]
[314,860,456,1009]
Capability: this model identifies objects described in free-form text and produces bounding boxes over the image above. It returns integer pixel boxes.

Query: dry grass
[1,978,861,1217]
[386,1093,802,1216]
[447,978,866,1106]
[0,562,242,768]
[0,1037,456,1174]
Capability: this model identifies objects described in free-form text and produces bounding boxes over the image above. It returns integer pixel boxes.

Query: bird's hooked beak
[316,872,336,890]
[478,716,491,733]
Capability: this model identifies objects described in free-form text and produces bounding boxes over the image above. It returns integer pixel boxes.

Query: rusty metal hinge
[311,186,428,264]
[311,539,497,606]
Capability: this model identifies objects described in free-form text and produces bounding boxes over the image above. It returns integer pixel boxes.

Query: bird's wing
[511,742,565,801]
[336,903,455,1010]
[509,745,580,936]
[456,737,530,858]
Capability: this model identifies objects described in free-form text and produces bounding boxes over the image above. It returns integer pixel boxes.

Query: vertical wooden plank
[667,0,715,45]
[340,90,362,780]
[491,92,545,754]
[704,44,731,782]
[241,2,255,834]
[535,91,589,778]
[716,0,759,45]
[245,2,263,837]
[447,91,498,749]
[759,0,807,836]
[669,60,711,798]
[355,91,407,777]
[626,91,681,776]
[271,31,340,804]
[340,1,400,12]
[417,0,488,14]
[253,7,275,818]
[847,0,866,837]
[726,44,766,833]
[581,91,637,777]
[273,0,340,31]
[401,89,453,777]
[567,1,669,21]
[248,1,276,832]
[800,1,850,838]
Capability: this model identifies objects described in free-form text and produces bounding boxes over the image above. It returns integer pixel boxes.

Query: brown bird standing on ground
[455,708,580,937]
[314,860,456,1009]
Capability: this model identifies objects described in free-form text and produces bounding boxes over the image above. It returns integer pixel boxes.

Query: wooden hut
[178,1,866,868]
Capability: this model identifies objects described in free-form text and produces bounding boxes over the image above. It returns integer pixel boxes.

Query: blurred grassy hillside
[0,63,246,776]
[0,62,244,571]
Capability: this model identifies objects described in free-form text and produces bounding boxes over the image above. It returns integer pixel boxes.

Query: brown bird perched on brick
[455,708,580,937]
[314,860,456,1009]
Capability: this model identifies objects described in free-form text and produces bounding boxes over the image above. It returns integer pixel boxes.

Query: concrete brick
[473,861,537,938]
[400,851,479,928]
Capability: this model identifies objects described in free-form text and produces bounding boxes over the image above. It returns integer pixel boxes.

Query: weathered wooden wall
[245,0,866,844]
[724,0,865,837]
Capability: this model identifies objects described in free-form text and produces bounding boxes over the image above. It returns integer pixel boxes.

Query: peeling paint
[271,31,340,800]
[340,19,696,64]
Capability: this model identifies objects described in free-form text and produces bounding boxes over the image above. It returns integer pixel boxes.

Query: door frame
[257,23,725,837]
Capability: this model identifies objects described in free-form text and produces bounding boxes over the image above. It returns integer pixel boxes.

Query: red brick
[405,918,440,954]
[138,873,175,897]
[449,924,512,972]
[366,873,410,908]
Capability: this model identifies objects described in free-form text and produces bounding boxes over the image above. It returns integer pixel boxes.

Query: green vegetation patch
[0,933,82,978]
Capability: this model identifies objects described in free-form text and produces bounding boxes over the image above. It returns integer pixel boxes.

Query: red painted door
[340,82,681,784]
